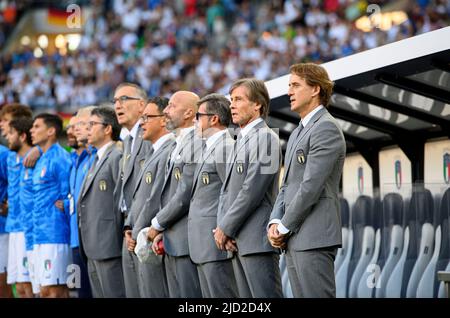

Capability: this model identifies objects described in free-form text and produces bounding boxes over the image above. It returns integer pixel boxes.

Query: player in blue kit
[30,113,72,298]
[6,117,35,297]
[0,144,10,298]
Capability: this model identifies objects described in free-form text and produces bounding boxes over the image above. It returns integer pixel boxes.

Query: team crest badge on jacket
[236,161,244,174]
[99,180,107,191]
[145,172,152,184]
[174,167,181,181]
[297,149,306,164]
[201,172,209,185]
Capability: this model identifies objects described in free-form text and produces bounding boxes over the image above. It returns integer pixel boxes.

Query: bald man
[148,91,203,298]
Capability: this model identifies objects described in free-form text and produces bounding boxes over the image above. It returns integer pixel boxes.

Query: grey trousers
[286,246,338,298]
[164,254,202,298]
[197,259,238,298]
[87,257,125,298]
[138,253,169,298]
[121,238,141,297]
[232,252,283,298]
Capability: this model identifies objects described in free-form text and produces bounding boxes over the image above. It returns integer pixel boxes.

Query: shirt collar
[206,129,227,150]
[175,126,195,144]
[96,141,114,163]
[129,121,140,140]
[120,121,140,140]
[301,105,324,127]
[240,117,264,138]
[152,133,175,153]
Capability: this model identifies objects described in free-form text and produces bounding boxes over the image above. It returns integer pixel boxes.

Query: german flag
[58,111,72,130]
[47,8,70,27]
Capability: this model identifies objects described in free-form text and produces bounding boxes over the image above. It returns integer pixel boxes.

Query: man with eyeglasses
[77,106,125,298]
[113,82,152,297]
[188,93,238,298]
[147,91,203,298]
[123,97,174,298]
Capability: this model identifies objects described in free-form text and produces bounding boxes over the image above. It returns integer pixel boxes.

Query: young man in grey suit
[148,91,203,298]
[78,106,125,298]
[268,63,346,298]
[214,78,283,298]
[123,97,174,298]
[188,93,238,298]
[113,82,152,297]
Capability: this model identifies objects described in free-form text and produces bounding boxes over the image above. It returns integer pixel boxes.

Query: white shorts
[27,249,40,294]
[0,233,8,274]
[34,244,72,287]
[7,232,30,284]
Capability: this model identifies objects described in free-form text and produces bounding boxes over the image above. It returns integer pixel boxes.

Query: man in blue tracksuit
[30,113,72,298]
[57,108,96,298]
[5,117,35,298]
[0,144,10,298]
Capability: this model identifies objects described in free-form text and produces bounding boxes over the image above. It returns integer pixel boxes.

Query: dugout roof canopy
[266,26,450,160]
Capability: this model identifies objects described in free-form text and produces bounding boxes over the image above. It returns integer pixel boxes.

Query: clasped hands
[213,227,237,252]
[267,223,287,250]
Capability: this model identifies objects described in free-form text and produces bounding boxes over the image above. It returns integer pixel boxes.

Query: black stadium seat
[335,197,350,274]
[346,195,373,297]
[417,188,450,297]
[375,193,404,298]
[356,196,382,297]
[434,188,450,297]
[386,187,434,297]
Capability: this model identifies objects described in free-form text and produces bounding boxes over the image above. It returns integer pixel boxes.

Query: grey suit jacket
[126,136,176,240]
[188,131,235,264]
[270,107,346,251]
[217,120,281,256]
[119,126,153,215]
[78,143,123,260]
[156,129,203,257]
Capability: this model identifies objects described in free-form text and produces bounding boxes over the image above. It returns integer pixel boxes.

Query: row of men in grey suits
[78,62,346,298]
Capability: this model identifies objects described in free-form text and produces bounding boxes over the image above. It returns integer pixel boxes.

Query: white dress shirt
[152,133,175,153]
[95,141,114,165]
[240,117,264,138]
[206,129,227,150]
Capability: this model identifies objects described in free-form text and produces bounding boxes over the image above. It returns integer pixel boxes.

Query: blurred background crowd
[0,0,449,113]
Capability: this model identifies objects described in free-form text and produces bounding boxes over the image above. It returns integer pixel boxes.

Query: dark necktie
[92,153,99,167]
[295,122,304,140]
[123,135,133,171]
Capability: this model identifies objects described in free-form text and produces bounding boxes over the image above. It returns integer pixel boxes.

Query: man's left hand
[147,226,161,242]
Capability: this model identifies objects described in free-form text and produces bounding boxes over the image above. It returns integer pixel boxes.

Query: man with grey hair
[113,82,152,297]
[188,93,238,297]
[148,91,203,298]
[78,106,125,297]
[214,78,283,298]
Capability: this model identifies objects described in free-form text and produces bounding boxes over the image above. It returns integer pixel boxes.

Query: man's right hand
[0,201,7,217]
[268,223,287,249]
[151,233,164,255]
[124,230,136,252]
[23,147,41,168]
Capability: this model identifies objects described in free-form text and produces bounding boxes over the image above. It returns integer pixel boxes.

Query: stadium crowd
[0,0,449,111]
